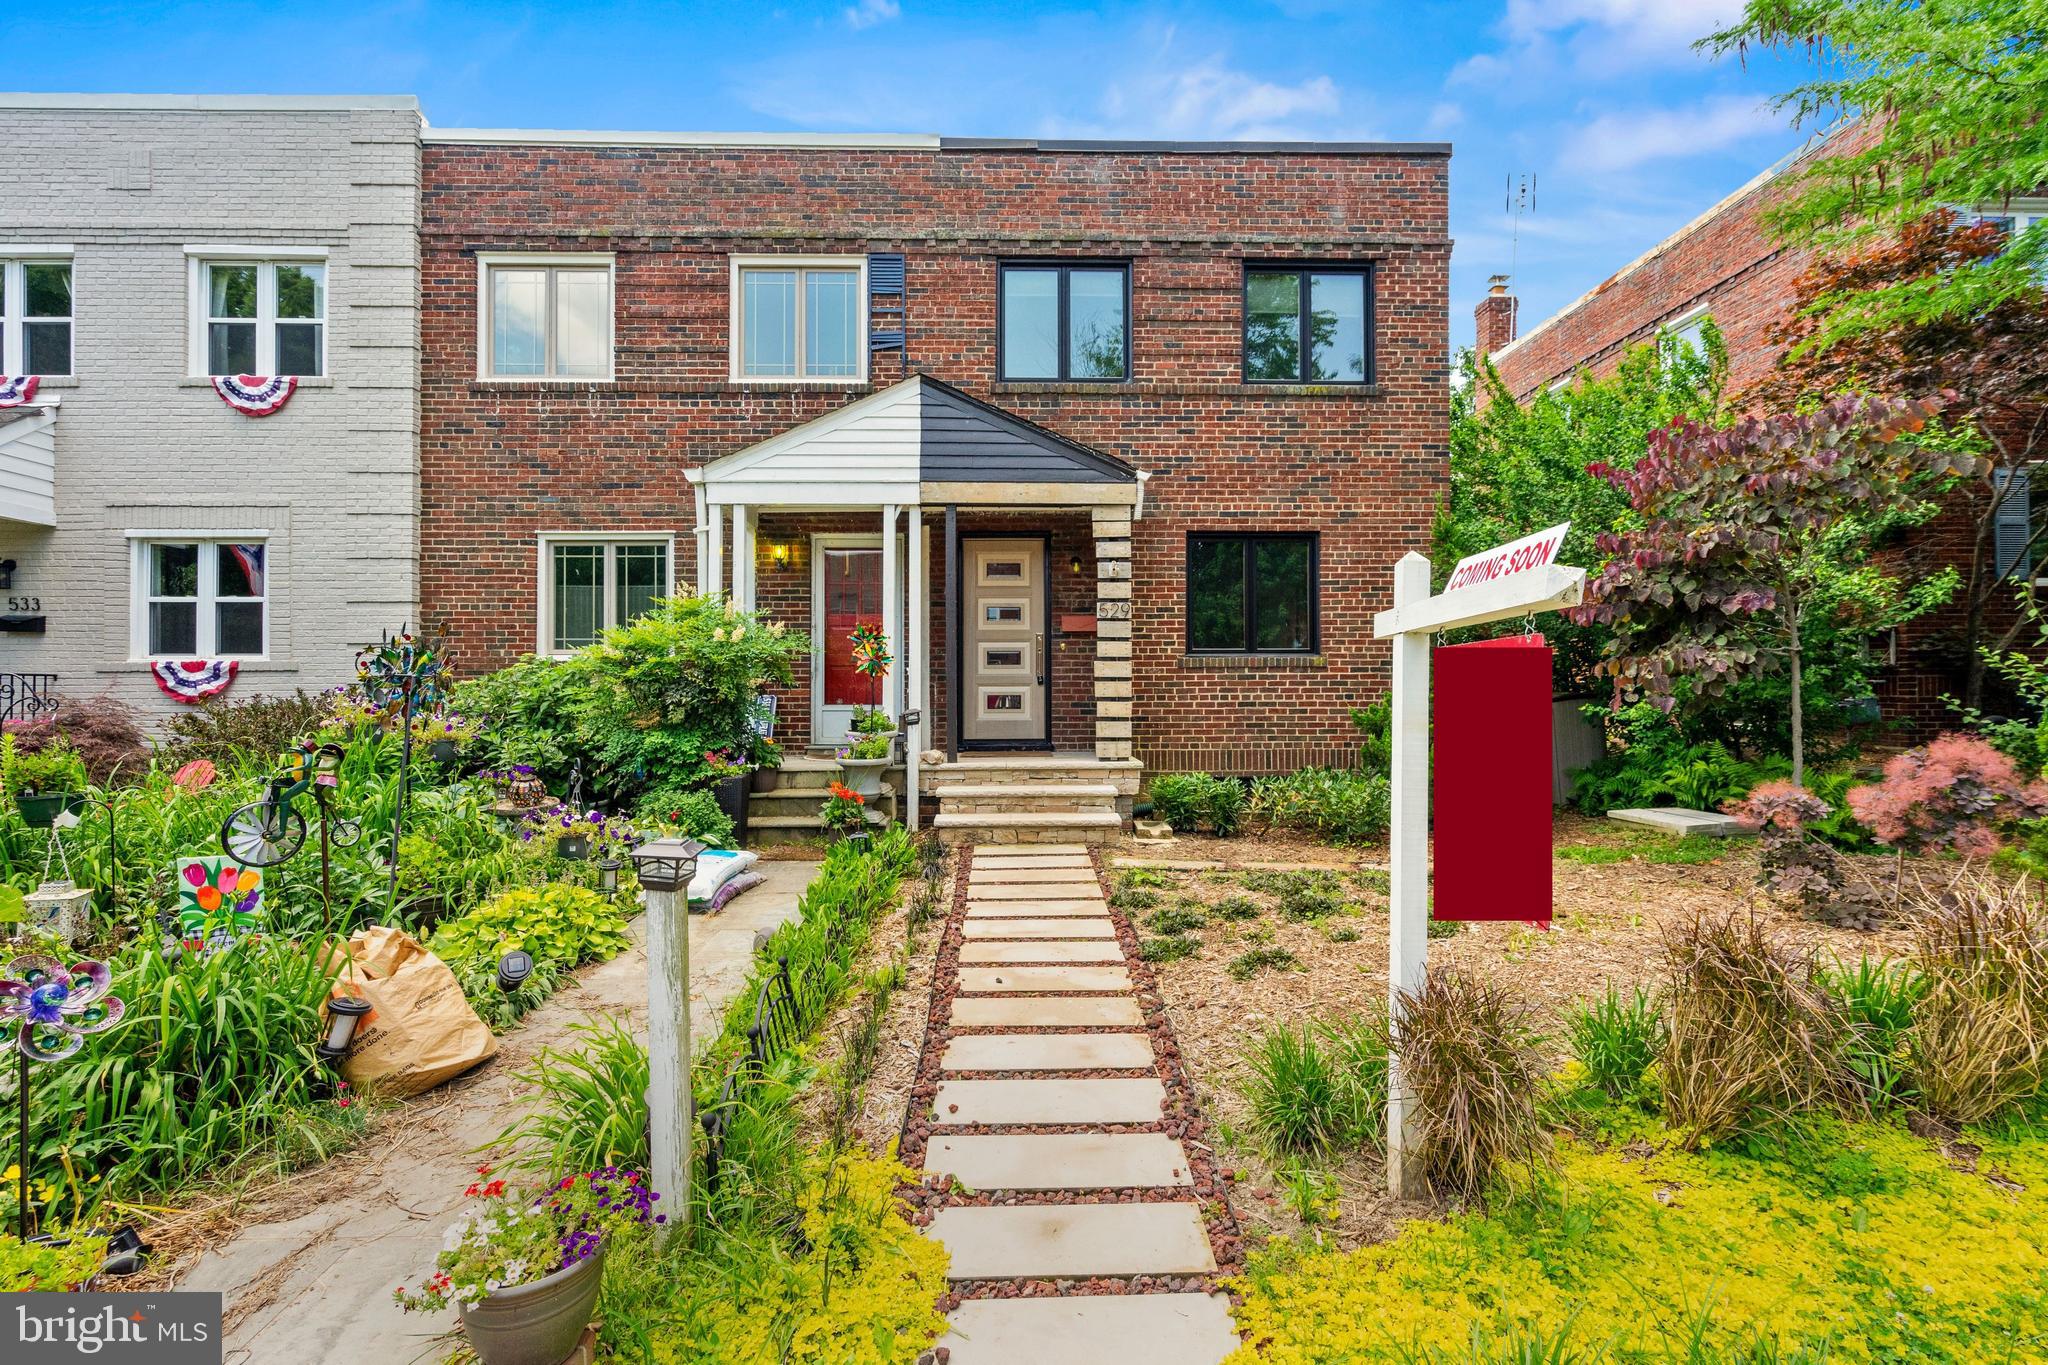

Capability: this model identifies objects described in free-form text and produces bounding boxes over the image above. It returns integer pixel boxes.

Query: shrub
[1725,780,1851,920]
[1393,968,1550,1200]
[1660,913,1850,1146]
[1278,880,1346,922]
[1228,946,1300,980]
[1847,733,2048,858]
[1,737,86,795]
[631,785,737,845]
[1140,934,1201,963]
[1902,875,2046,1124]
[1249,767,1392,843]
[1823,957,1924,1111]
[160,689,336,770]
[429,883,631,973]
[3,695,147,786]
[1110,886,1161,910]
[1352,696,1393,776]
[491,1015,651,1173]
[1566,986,1665,1105]
[1148,772,1247,835]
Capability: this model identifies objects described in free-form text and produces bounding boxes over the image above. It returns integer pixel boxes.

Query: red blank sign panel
[1432,635,1553,927]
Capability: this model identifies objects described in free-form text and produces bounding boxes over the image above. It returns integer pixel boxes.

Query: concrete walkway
[179,861,817,1365]
[922,846,1240,1364]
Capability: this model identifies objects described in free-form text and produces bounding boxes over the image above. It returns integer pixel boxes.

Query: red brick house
[417,130,1450,840]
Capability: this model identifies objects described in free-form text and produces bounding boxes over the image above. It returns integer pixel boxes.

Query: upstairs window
[1187,532,1318,655]
[133,538,269,658]
[480,255,613,380]
[731,257,866,382]
[0,257,73,377]
[1244,264,1371,384]
[541,536,671,653]
[999,262,1130,381]
[1659,305,1711,364]
[196,259,325,377]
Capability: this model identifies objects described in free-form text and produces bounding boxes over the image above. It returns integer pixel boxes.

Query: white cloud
[843,0,899,31]
[1505,0,1745,60]
[1561,94,1778,172]
[1096,57,1341,140]
[1427,101,1464,134]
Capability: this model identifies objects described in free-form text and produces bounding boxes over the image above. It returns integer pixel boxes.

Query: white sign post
[1371,539,1585,1199]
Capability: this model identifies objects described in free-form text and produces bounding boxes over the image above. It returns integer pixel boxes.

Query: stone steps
[934,808,1123,847]
[924,1133,1190,1191]
[928,1203,1217,1280]
[940,783,1124,814]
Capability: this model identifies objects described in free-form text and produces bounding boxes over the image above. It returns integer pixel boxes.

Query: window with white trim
[541,537,671,652]
[133,539,269,658]
[479,254,614,379]
[1960,203,2048,281]
[1659,305,1711,364]
[0,256,73,376]
[192,259,325,377]
[731,256,866,381]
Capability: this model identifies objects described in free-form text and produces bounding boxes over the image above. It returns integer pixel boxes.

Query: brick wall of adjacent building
[418,138,1451,773]
[0,97,422,721]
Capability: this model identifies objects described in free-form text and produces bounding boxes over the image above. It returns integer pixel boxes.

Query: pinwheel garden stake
[2,955,125,1239]
[356,626,452,916]
[848,622,892,716]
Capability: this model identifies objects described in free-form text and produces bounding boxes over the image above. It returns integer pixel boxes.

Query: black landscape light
[597,856,623,897]
[496,949,534,993]
[317,996,372,1062]
[629,836,705,895]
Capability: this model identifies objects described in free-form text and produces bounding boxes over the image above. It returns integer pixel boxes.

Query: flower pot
[837,756,890,799]
[459,1243,605,1365]
[429,738,461,767]
[16,792,83,829]
[556,833,591,861]
[712,774,750,846]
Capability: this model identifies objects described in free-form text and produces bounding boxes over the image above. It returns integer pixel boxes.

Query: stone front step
[956,965,1132,994]
[941,783,1123,815]
[924,756,1144,794]
[936,810,1123,846]
[970,854,1097,870]
[941,1031,1154,1072]
[933,1077,1165,1126]
[964,899,1109,917]
[951,996,1145,1028]
[924,1133,1191,1191]
[938,1293,1239,1364]
[959,918,1117,939]
[973,843,1093,856]
[928,1202,1218,1280]
[960,940,1123,965]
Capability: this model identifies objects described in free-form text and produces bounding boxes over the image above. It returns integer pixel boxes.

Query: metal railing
[0,673,58,723]
[698,954,810,1196]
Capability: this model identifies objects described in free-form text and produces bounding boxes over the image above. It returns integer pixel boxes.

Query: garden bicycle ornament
[220,742,358,868]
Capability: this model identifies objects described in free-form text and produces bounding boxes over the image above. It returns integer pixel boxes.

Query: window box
[1186,532,1318,655]
[0,252,73,377]
[537,534,672,654]
[129,536,270,660]
[477,253,615,381]
[1242,263,1373,385]
[998,261,1130,382]
[729,255,867,383]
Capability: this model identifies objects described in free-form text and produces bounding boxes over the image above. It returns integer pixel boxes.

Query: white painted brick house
[0,94,422,722]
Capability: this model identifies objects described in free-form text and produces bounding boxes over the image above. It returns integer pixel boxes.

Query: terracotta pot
[459,1244,605,1365]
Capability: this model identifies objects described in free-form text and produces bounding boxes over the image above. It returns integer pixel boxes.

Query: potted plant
[819,780,873,846]
[396,1165,664,1365]
[5,740,88,829]
[836,729,893,798]
[701,748,751,845]
[415,711,478,767]
[521,803,627,862]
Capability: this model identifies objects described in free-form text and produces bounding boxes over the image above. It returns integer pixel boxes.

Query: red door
[821,547,884,727]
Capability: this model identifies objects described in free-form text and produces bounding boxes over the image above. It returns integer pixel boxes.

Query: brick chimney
[1474,274,1518,357]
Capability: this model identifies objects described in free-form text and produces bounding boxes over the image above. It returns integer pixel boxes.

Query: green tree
[1441,328,1728,692]
[1573,393,1977,786]
[1707,0,2048,353]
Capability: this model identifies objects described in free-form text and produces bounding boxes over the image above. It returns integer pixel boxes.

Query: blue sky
[26,0,1821,354]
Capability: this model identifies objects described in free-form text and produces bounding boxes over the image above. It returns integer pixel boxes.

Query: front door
[816,541,885,743]
[961,537,1049,747]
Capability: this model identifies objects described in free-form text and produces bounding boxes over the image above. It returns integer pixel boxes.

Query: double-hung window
[731,257,865,382]
[1243,264,1372,384]
[541,536,671,653]
[133,538,269,658]
[1962,202,2048,282]
[998,262,1130,381]
[479,254,614,379]
[1187,533,1318,655]
[0,255,73,376]
[1659,305,1711,364]
[193,257,325,376]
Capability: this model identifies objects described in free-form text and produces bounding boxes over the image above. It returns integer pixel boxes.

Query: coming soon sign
[1432,633,1553,928]
[1442,522,1570,595]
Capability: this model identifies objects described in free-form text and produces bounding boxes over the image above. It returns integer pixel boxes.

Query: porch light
[630,836,706,893]
[1070,554,1083,574]
[597,856,623,896]
[769,540,792,565]
[497,949,534,993]
[318,996,372,1062]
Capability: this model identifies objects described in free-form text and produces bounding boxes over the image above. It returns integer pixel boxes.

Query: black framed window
[998,262,1130,381]
[1243,264,1372,384]
[1187,533,1318,654]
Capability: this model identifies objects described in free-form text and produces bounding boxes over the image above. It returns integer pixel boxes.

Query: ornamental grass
[1903,872,2047,1125]
[1392,967,1550,1200]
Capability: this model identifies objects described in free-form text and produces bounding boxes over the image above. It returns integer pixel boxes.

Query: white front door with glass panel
[962,538,1047,746]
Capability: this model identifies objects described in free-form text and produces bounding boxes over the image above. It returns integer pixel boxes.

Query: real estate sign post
[1372,536,1584,1199]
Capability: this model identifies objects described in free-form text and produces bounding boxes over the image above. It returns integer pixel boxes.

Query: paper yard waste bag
[330,924,496,1096]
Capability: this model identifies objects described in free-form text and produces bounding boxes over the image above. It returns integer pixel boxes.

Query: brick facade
[418,136,1450,774]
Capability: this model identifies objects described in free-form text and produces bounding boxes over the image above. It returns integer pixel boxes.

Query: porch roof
[688,375,1140,508]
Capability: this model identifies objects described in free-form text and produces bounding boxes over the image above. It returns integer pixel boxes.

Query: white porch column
[707,501,725,601]
[906,505,924,830]
[692,481,709,594]
[880,504,901,724]
[732,503,754,611]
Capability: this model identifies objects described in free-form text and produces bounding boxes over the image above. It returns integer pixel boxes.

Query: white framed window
[1960,201,2048,281]
[729,255,867,383]
[478,253,614,380]
[537,533,673,654]
[185,249,327,377]
[0,250,74,377]
[1659,304,1710,363]
[128,535,270,659]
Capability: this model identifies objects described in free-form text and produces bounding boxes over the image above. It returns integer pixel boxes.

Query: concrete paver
[938,1293,1239,1364]
[925,1133,1190,1190]
[949,996,1145,1028]
[968,881,1105,900]
[960,940,1122,964]
[966,898,1108,916]
[929,1202,1218,1279]
[960,917,1117,939]
[932,1077,1165,1126]
[956,965,1132,994]
[941,1031,1154,1072]
[970,866,1105,885]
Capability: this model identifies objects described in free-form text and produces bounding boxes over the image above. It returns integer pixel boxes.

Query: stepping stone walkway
[913,845,1241,1365]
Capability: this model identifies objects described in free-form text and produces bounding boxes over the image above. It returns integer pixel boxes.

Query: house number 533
[6,596,41,612]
